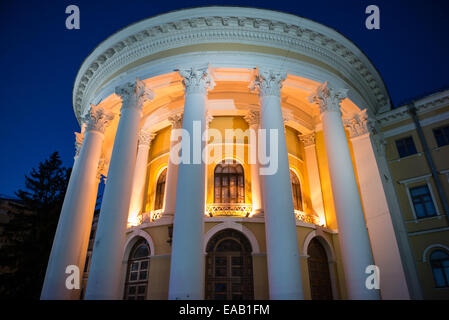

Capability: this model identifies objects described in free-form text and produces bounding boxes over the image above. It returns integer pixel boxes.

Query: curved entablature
[73,6,390,121]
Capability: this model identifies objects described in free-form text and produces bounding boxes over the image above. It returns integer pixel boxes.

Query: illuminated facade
[40,7,448,300]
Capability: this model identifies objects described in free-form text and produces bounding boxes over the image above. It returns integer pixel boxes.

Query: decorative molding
[179,67,215,95]
[249,68,286,97]
[299,133,315,147]
[377,91,449,127]
[74,132,84,157]
[308,81,348,116]
[82,104,114,134]
[243,110,260,127]
[115,78,155,112]
[343,109,369,138]
[168,113,183,129]
[73,9,390,119]
[138,129,156,147]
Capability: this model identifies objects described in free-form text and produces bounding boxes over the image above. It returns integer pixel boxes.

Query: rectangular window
[395,136,417,158]
[433,125,449,147]
[409,185,437,219]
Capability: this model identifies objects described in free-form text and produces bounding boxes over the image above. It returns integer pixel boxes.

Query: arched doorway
[307,238,333,300]
[205,229,254,300]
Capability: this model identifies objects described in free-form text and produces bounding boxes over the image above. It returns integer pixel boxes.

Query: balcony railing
[295,210,320,225]
[206,203,253,217]
[134,207,320,226]
[140,209,163,224]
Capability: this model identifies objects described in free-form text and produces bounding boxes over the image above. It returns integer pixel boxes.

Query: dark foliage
[0,152,70,299]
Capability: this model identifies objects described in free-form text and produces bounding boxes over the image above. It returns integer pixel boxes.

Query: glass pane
[215,256,227,266]
[131,262,139,271]
[215,283,227,293]
[432,268,446,287]
[430,250,449,261]
[130,272,138,281]
[140,260,149,270]
[134,245,149,258]
[232,267,242,277]
[138,286,146,294]
[215,267,227,277]
[139,271,148,280]
[128,286,136,294]
[232,256,243,265]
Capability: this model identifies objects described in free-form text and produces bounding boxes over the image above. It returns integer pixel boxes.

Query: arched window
[214,161,245,203]
[124,239,151,300]
[429,250,449,288]
[290,170,303,211]
[205,229,254,300]
[154,168,167,210]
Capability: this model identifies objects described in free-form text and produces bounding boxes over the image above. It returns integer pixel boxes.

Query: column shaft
[41,106,112,300]
[346,113,409,299]
[168,67,213,299]
[128,130,154,225]
[85,79,154,300]
[164,114,183,216]
[252,69,304,300]
[309,82,379,299]
[245,111,263,213]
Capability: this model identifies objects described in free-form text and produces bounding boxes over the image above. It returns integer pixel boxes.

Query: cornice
[73,7,390,121]
[376,90,449,128]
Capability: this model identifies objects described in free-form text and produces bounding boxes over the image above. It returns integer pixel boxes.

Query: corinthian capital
[343,110,369,138]
[249,69,287,97]
[115,78,155,112]
[299,133,316,147]
[205,111,214,129]
[74,132,84,157]
[83,104,115,134]
[168,113,183,129]
[179,67,215,94]
[138,129,156,147]
[244,110,260,127]
[308,81,348,116]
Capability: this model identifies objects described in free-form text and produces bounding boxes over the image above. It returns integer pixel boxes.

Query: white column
[251,69,304,300]
[41,105,113,300]
[168,67,214,300]
[308,82,379,300]
[128,129,156,226]
[299,133,325,225]
[344,111,410,299]
[85,79,154,300]
[244,110,263,214]
[163,113,183,216]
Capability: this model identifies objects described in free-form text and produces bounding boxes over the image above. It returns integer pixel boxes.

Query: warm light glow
[206,203,253,217]
[294,210,319,225]
[127,214,141,228]
[319,216,327,227]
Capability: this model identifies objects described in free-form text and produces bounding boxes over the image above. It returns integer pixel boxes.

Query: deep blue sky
[0,0,448,197]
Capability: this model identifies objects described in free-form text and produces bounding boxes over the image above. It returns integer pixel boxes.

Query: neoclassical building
[40,7,449,300]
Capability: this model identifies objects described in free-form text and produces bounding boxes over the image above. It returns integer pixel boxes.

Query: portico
[41,7,415,300]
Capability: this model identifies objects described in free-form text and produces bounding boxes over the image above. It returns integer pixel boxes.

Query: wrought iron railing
[295,210,320,225]
[206,203,253,217]
[140,209,163,223]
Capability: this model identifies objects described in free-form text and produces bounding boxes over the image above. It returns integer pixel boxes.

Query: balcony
[140,209,163,223]
[206,203,253,217]
[295,210,320,225]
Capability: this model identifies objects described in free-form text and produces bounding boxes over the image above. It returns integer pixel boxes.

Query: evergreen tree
[0,152,70,299]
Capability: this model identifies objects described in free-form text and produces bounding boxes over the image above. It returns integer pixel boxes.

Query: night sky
[0,0,448,197]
